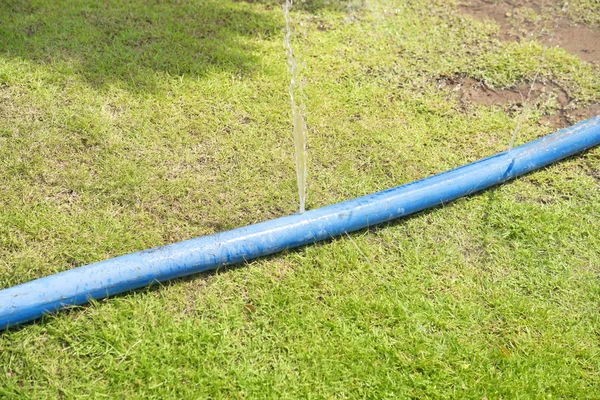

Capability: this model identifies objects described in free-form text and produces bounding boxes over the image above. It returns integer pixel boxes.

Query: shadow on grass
[0,0,283,91]
[0,0,365,92]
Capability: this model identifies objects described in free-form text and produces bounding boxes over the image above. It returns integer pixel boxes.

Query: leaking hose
[1,115,599,329]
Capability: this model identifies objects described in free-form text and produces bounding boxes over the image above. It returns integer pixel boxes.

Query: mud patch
[566,103,600,123]
[441,77,568,108]
[439,76,598,129]
[550,22,600,64]
[459,0,600,64]
[459,0,516,41]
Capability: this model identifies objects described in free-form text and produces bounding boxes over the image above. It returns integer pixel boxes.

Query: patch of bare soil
[459,1,516,40]
[566,103,600,122]
[459,0,600,64]
[438,76,599,129]
[551,22,600,64]
[442,77,567,107]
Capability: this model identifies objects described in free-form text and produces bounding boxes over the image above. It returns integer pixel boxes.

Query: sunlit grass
[1,0,599,397]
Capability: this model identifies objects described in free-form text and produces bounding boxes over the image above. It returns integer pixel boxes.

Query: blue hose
[2,115,599,330]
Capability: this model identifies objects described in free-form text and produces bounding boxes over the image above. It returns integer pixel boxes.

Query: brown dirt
[536,105,600,129]
[459,0,516,40]
[551,22,600,64]
[439,76,599,128]
[441,77,568,107]
[459,0,600,64]
[566,103,600,122]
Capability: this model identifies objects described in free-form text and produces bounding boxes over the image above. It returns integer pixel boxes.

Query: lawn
[1,0,599,398]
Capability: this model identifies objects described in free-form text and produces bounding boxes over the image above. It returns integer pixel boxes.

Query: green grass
[1,0,599,398]
[568,0,600,26]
